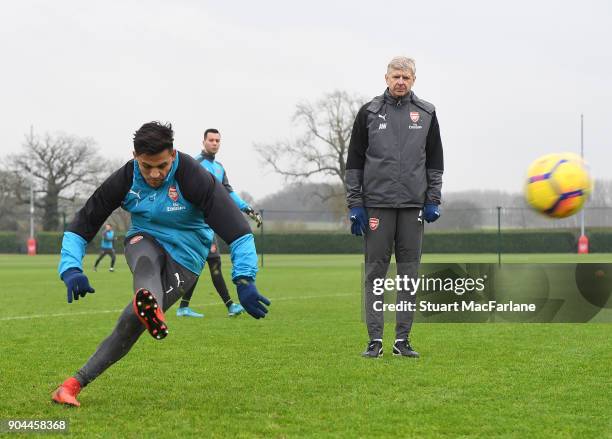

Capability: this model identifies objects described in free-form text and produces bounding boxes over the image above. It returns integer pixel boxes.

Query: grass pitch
[0,253,611,438]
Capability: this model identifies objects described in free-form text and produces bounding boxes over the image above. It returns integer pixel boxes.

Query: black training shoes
[392,340,419,358]
[361,340,383,358]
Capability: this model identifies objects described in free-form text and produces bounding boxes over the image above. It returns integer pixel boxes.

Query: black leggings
[74,235,197,387]
[180,257,232,307]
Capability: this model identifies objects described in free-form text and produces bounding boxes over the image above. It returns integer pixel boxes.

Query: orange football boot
[51,377,82,407]
[133,288,168,340]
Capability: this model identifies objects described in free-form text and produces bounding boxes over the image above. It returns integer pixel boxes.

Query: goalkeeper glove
[244,207,263,228]
[61,268,95,303]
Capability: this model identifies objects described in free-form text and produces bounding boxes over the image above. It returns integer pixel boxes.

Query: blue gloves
[350,204,439,229]
[349,207,367,236]
[61,268,95,303]
[423,203,441,223]
[235,277,271,319]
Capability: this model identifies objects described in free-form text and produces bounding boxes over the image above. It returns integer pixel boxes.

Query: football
[525,152,593,218]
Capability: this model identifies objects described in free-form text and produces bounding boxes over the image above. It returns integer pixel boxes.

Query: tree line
[2,90,610,234]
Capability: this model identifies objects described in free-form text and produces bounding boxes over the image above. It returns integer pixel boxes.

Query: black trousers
[94,248,116,268]
[363,207,424,341]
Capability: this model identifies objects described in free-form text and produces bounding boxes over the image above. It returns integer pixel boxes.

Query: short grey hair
[387,56,416,75]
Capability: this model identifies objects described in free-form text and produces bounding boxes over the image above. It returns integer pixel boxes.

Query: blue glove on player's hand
[349,207,367,236]
[235,277,270,319]
[61,268,95,303]
[423,203,441,223]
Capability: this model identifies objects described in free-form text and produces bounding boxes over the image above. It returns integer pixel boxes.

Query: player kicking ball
[52,121,270,407]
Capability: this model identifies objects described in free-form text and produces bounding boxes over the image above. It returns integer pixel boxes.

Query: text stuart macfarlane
[373,300,536,312]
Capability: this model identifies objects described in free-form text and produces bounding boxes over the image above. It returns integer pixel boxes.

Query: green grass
[0,254,611,438]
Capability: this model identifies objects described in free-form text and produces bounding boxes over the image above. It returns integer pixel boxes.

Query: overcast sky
[1,0,610,202]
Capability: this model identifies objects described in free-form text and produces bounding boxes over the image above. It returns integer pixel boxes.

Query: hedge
[248,231,581,254]
[0,232,128,254]
[0,232,20,253]
[2,229,612,254]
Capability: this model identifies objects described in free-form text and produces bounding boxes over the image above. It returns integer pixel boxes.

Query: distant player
[52,121,270,407]
[175,128,263,318]
[93,224,116,272]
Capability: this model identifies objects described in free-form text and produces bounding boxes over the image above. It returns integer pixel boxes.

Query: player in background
[175,128,263,318]
[52,121,270,407]
[93,224,116,272]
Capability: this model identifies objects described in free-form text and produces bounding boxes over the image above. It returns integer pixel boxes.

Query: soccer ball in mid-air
[525,152,593,218]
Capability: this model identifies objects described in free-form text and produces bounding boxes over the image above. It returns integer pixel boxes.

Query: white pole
[30,176,34,237]
[580,114,585,236]
[29,125,35,238]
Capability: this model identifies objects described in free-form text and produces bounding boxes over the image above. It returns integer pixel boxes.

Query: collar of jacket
[384,88,413,107]
[201,151,216,161]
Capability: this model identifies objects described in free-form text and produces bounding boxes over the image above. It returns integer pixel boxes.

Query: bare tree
[255,90,364,201]
[85,157,133,232]
[9,131,107,231]
[590,179,612,206]
[106,208,132,232]
[0,170,21,229]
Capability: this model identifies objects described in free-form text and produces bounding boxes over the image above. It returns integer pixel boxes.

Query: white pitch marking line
[0,293,354,321]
